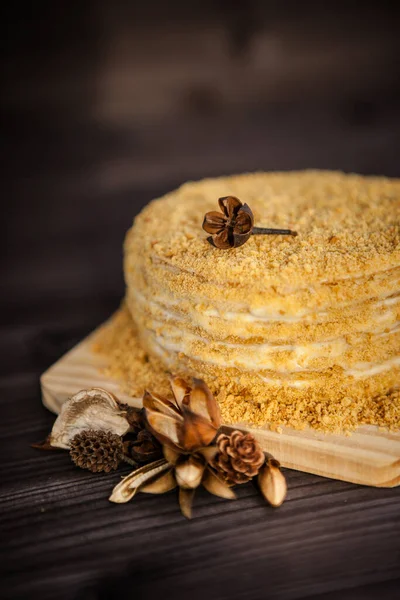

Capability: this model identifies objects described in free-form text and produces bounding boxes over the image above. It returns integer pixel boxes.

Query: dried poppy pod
[203,196,298,249]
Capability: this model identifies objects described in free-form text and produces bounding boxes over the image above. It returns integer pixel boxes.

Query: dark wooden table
[2,104,400,600]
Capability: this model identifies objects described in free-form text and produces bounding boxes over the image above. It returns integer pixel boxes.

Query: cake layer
[128,295,400,374]
[94,306,400,433]
[126,286,400,344]
[123,170,400,429]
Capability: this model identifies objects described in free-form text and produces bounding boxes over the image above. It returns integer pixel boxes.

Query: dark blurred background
[2,3,400,599]
[2,1,400,336]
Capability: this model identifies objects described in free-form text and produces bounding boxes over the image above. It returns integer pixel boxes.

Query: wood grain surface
[41,327,400,488]
[2,4,400,597]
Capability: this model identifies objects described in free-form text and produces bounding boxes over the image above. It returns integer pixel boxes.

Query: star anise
[202,196,298,249]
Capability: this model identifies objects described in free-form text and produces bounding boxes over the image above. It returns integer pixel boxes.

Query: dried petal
[169,376,191,408]
[179,487,195,519]
[202,469,236,499]
[189,378,221,428]
[145,409,182,448]
[235,212,252,234]
[258,459,287,507]
[175,456,205,489]
[140,469,177,494]
[218,196,242,219]
[143,390,182,419]
[109,459,169,503]
[50,388,130,450]
[202,211,227,234]
[179,405,217,451]
[163,444,181,465]
[196,445,218,463]
[212,228,232,249]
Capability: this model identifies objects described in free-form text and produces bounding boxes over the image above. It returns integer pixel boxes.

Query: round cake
[97,170,400,432]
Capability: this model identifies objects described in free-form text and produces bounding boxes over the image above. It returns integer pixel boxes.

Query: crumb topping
[127,171,400,288]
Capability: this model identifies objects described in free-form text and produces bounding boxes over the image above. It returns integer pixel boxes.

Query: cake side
[120,170,400,432]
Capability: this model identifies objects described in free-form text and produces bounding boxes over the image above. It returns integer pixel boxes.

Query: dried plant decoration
[109,377,233,517]
[211,430,265,485]
[49,388,130,449]
[258,458,287,507]
[70,430,124,473]
[34,379,287,519]
[109,459,171,503]
[124,429,162,464]
[144,376,221,452]
[203,196,298,249]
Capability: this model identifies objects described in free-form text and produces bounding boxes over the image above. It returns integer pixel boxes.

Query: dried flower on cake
[202,196,297,249]
[203,196,254,249]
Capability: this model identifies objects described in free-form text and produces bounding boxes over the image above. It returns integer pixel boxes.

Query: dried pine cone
[211,430,265,485]
[70,430,124,473]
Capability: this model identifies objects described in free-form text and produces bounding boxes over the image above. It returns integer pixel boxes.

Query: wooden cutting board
[41,326,400,488]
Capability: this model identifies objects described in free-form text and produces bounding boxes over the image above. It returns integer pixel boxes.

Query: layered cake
[95,170,400,432]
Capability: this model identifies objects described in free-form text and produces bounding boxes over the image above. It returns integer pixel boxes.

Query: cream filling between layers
[141,330,400,388]
[144,323,400,372]
[129,287,400,335]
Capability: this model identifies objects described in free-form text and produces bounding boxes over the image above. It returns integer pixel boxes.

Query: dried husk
[109,459,169,503]
[178,406,218,451]
[202,469,236,499]
[179,487,195,519]
[169,376,191,408]
[50,388,130,449]
[143,377,219,452]
[189,379,221,428]
[196,445,218,463]
[140,469,177,494]
[163,445,180,465]
[175,456,205,489]
[145,408,182,449]
[143,390,182,419]
[258,459,287,507]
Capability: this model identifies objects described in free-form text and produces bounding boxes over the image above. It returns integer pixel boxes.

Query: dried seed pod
[70,430,123,473]
[50,388,130,449]
[258,458,287,507]
[109,459,169,503]
[202,469,236,499]
[203,196,297,249]
[143,377,219,453]
[175,455,205,489]
[179,487,195,519]
[140,469,177,494]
